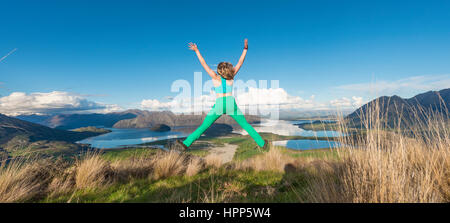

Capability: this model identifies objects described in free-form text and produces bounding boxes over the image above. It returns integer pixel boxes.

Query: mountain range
[346,88,449,128]
[16,111,138,129]
[0,114,108,158]
[16,109,261,129]
[112,110,261,128]
[0,114,105,145]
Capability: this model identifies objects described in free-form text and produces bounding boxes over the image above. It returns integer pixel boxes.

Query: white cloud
[329,96,365,108]
[98,104,123,113]
[351,96,364,107]
[0,88,366,116]
[0,91,122,115]
[236,87,322,110]
[335,74,450,97]
[141,94,216,113]
[141,99,170,110]
[141,87,364,114]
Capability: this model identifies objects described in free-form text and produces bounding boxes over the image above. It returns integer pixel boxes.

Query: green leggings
[183,96,265,148]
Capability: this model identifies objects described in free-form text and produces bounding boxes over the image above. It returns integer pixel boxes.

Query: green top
[214,76,233,94]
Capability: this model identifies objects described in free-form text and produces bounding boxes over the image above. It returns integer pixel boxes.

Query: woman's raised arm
[188,42,217,79]
[233,38,248,75]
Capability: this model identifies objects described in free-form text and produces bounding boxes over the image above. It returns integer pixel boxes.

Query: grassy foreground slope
[40,146,337,203]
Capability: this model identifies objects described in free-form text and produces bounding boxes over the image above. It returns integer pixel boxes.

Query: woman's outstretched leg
[227,100,265,147]
[182,105,221,147]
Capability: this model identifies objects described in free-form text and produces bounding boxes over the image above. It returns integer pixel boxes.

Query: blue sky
[1,0,450,114]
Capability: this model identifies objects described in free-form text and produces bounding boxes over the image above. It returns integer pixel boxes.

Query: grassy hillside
[0,114,111,159]
[0,114,96,145]
[346,88,449,129]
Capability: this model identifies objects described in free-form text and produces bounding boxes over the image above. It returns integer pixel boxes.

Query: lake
[77,127,188,149]
[233,119,341,137]
[272,139,341,150]
[77,119,342,150]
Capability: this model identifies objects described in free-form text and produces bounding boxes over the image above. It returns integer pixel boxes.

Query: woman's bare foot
[262,140,270,151]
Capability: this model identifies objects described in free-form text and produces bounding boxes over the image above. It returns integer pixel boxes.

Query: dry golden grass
[0,158,57,202]
[234,147,293,172]
[111,156,155,181]
[74,152,114,189]
[204,154,222,169]
[47,166,76,197]
[299,137,449,202]
[0,149,207,202]
[186,157,204,177]
[297,99,450,203]
[152,150,186,180]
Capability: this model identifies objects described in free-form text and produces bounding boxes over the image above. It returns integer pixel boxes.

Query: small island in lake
[150,124,171,132]
[72,126,112,134]
[204,123,233,137]
[294,120,338,131]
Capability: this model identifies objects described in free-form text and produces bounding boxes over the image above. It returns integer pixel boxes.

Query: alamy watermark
[168,72,281,120]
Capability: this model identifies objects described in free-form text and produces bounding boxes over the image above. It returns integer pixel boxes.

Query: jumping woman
[174,39,268,151]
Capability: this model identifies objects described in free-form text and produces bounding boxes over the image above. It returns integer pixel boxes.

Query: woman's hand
[234,39,248,75]
[188,42,217,79]
[188,42,198,51]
